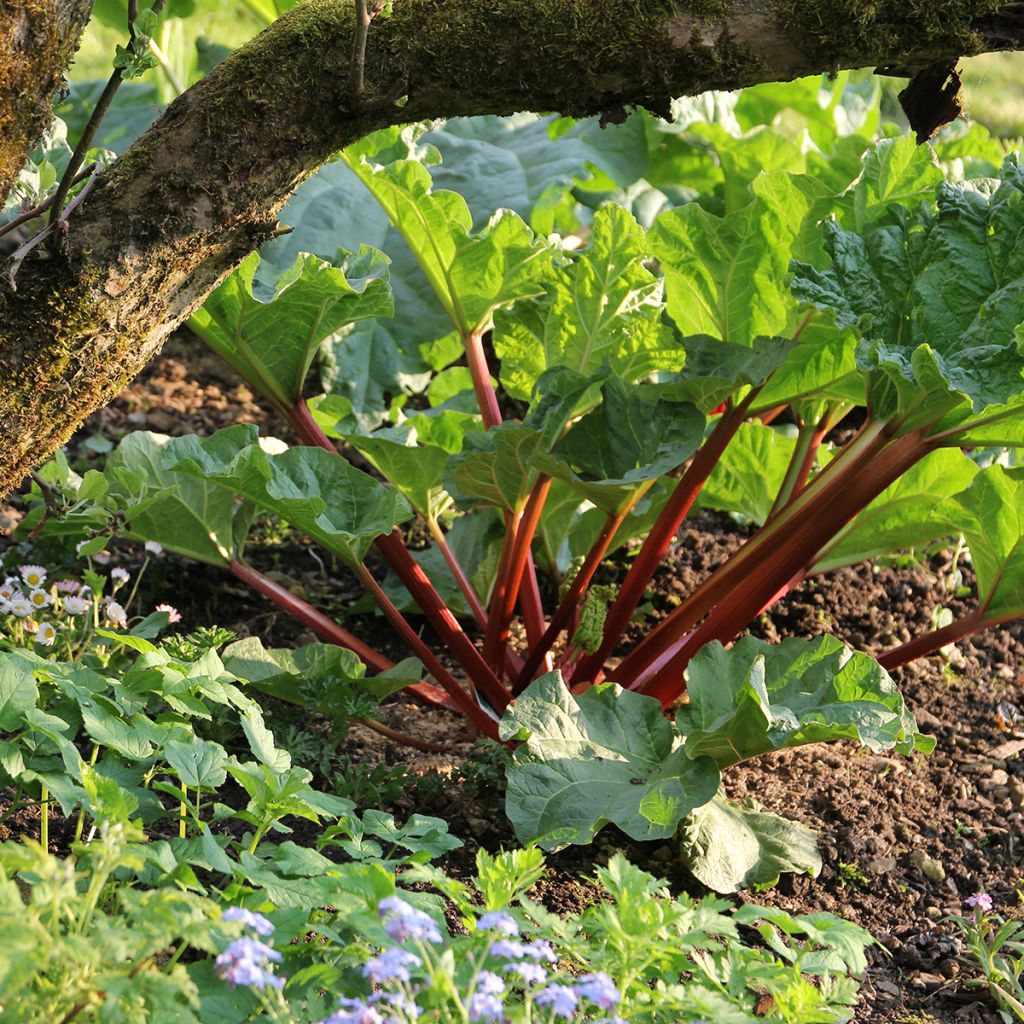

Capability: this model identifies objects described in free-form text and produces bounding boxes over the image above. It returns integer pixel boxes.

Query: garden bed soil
[4,331,1023,1024]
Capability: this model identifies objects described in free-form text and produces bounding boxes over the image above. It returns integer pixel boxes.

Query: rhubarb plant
[25,91,1024,889]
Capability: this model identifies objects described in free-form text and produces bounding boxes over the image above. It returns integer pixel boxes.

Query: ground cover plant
[7,2,1024,1020]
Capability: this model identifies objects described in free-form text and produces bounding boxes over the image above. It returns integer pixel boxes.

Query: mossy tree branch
[0,0,92,201]
[2,0,1023,497]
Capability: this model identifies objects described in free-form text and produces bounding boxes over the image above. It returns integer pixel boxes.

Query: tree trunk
[1,0,1023,498]
[0,0,91,201]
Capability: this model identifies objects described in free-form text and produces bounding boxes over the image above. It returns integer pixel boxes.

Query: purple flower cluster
[378,895,443,944]
[966,891,994,915]
[215,907,283,991]
[312,898,624,1024]
[215,936,283,990]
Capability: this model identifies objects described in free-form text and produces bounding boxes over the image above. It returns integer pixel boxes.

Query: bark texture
[2,0,1024,497]
[0,0,91,200]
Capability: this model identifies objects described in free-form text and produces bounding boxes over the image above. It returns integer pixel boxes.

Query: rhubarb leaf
[105,431,253,567]
[494,205,682,400]
[676,636,934,767]
[653,335,798,413]
[695,422,800,526]
[937,465,1024,618]
[650,195,796,346]
[165,425,411,564]
[680,794,822,893]
[341,429,451,519]
[812,448,978,572]
[533,377,705,513]
[189,248,393,409]
[792,159,1024,418]
[500,672,719,848]
[344,137,553,337]
[444,425,542,512]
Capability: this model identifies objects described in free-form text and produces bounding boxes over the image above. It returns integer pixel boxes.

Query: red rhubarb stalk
[637,430,935,705]
[483,476,553,668]
[351,561,501,739]
[569,396,754,688]
[227,559,455,710]
[608,419,893,688]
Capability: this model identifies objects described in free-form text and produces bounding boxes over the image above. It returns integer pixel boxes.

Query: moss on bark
[0,0,90,201]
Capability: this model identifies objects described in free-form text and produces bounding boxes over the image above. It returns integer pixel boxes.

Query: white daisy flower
[105,601,127,626]
[110,567,130,585]
[34,622,57,646]
[63,595,90,616]
[8,596,33,618]
[19,564,46,588]
[144,541,163,556]
[28,589,51,609]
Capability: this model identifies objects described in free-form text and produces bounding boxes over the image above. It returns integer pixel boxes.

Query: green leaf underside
[106,432,252,566]
[937,465,1024,618]
[813,447,979,571]
[189,249,393,408]
[680,795,822,894]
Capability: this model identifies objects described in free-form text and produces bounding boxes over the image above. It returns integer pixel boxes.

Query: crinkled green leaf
[105,431,253,566]
[676,636,933,768]
[189,248,393,408]
[164,425,411,563]
[533,377,705,513]
[650,195,794,347]
[343,138,553,338]
[680,794,822,893]
[652,334,798,413]
[813,448,978,572]
[500,672,719,848]
[695,421,800,526]
[444,425,541,512]
[852,135,944,229]
[494,205,682,400]
[793,158,1024,417]
[937,465,1024,618]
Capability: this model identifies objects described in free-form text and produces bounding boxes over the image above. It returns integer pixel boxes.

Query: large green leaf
[695,421,800,526]
[105,431,253,566]
[494,204,683,400]
[443,425,542,513]
[675,636,933,768]
[533,377,705,513]
[851,135,944,229]
[343,133,553,338]
[792,158,1024,418]
[653,335,798,414]
[680,795,822,894]
[937,465,1024,618]
[0,655,38,731]
[189,248,393,408]
[650,195,795,347]
[164,425,411,563]
[812,448,978,572]
[500,673,719,848]
[340,428,450,519]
